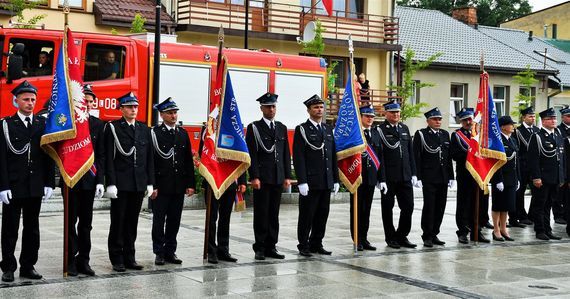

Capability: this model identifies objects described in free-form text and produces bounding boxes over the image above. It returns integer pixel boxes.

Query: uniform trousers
[297,189,330,251]
[380,181,414,242]
[252,183,282,253]
[349,184,375,244]
[68,188,95,266]
[530,184,558,234]
[152,193,184,257]
[421,182,447,240]
[206,188,235,255]
[108,191,144,265]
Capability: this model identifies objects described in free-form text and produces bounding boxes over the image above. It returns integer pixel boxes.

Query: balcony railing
[177,0,399,45]
[325,89,401,123]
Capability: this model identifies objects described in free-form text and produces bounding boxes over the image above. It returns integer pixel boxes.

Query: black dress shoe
[311,247,332,255]
[508,221,526,228]
[2,271,14,282]
[501,234,515,241]
[77,264,95,276]
[492,232,504,242]
[125,262,144,270]
[112,264,126,272]
[471,234,490,243]
[207,254,218,264]
[399,238,417,248]
[299,249,312,257]
[432,236,445,246]
[458,235,469,244]
[483,222,494,229]
[362,243,376,251]
[536,233,550,240]
[254,251,265,260]
[265,249,285,259]
[554,218,567,225]
[155,255,165,265]
[20,269,43,279]
[423,239,433,247]
[546,232,562,240]
[386,240,401,249]
[165,254,183,264]
[520,219,533,225]
[218,252,238,262]
[356,244,364,251]
[67,263,78,276]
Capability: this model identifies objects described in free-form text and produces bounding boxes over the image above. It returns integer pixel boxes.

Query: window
[9,38,55,77]
[84,44,126,81]
[408,80,420,106]
[59,0,85,9]
[449,83,467,125]
[493,86,509,116]
[518,86,536,107]
[301,0,364,18]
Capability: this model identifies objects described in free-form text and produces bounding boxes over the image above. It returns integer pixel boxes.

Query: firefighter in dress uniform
[376,100,417,249]
[450,108,490,243]
[413,107,454,247]
[66,84,105,276]
[104,92,155,272]
[150,98,195,266]
[350,105,384,251]
[510,106,539,227]
[559,106,570,236]
[528,108,565,241]
[246,92,292,261]
[293,94,339,257]
[0,81,55,282]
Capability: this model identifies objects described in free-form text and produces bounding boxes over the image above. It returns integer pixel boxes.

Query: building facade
[501,1,570,40]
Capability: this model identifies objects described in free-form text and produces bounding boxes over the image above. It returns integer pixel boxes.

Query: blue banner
[43,45,74,137]
[334,68,365,160]
[215,69,250,163]
[485,85,505,154]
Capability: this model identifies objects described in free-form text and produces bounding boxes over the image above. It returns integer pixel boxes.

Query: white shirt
[263,117,275,129]
[543,128,555,135]
[17,111,33,126]
[501,132,511,140]
[124,118,136,126]
[523,122,534,129]
[164,123,175,131]
[430,128,439,134]
[308,118,322,128]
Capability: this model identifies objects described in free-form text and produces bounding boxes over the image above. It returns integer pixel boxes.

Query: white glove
[145,185,154,198]
[448,180,456,189]
[516,181,520,191]
[333,183,340,195]
[0,190,12,205]
[43,187,53,202]
[95,184,105,199]
[106,185,118,199]
[411,176,418,187]
[415,180,423,188]
[496,182,504,192]
[298,183,309,196]
[376,182,388,194]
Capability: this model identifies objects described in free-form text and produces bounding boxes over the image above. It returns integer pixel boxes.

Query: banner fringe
[336,144,365,161]
[215,148,251,165]
[42,144,95,188]
[339,171,362,194]
[198,162,249,200]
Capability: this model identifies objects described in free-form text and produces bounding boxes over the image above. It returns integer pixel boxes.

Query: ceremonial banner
[466,72,506,192]
[198,55,250,199]
[41,27,94,188]
[334,65,365,193]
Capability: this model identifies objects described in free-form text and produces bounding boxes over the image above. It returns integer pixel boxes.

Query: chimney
[528,31,533,41]
[452,6,478,26]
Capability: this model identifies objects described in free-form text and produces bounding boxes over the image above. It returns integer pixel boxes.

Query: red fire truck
[0,28,327,149]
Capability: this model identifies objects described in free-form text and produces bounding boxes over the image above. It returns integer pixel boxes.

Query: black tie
[25,116,32,135]
[317,124,324,136]
[270,121,275,131]
[364,128,370,139]
[130,124,135,132]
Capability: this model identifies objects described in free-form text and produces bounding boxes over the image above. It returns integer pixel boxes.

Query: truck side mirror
[6,43,25,83]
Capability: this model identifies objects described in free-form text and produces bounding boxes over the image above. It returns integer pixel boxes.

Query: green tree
[511,65,538,119]
[397,0,532,27]
[300,20,338,95]
[111,28,119,35]
[1,0,47,28]
[388,48,443,121]
[130,13,147,33]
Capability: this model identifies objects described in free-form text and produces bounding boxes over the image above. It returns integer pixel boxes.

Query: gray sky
[528,0,568,12]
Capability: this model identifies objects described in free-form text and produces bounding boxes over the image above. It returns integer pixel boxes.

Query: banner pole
[474,184,480,243]
[353,189,358,253]
[63,184,69,277]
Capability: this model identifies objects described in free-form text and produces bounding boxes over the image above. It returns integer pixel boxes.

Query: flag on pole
[322,0,333,16]
[334,64,366,193]
[198,55,250,199]
[41,27,95,188]
[465,72,506,193]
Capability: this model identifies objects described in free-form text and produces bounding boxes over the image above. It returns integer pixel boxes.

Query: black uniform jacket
[491,134,520,187]
[361,127,385,186]
[558,123,570,183]
[528,127,565,185]
[377,120,416,183]
[246,119,292,185]
[413,127,454,184]
[0,114,55,198]
[450,127,471,180]
[293,120,339,190]
[152,124,195,195]
[105,118,155,192]
[514,124,539,167]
